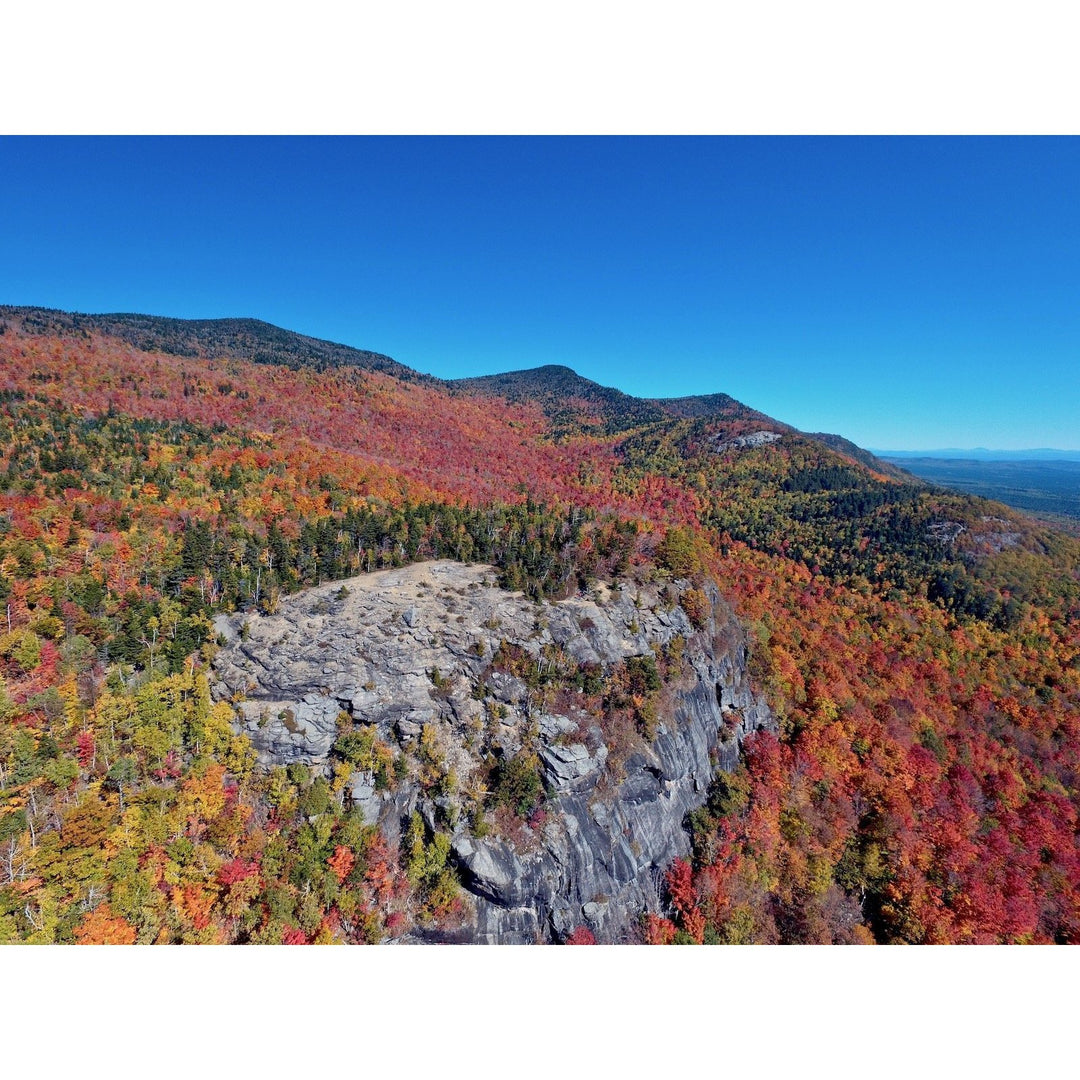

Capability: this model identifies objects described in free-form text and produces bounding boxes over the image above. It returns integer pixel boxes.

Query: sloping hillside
[452,364,669,433]
[0,305,419,380]
[1,308,1078,945]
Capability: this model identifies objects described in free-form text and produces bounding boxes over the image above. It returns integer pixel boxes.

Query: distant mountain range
[877,454,1080,524]
[873,447,1080,462]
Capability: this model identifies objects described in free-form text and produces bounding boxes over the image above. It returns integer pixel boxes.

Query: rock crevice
[210,560,773,943]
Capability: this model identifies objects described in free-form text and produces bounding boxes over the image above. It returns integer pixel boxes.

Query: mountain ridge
[3,304,897,475]
[0,304,422,382]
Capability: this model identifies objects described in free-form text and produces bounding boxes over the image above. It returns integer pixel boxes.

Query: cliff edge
[210,560,773,942]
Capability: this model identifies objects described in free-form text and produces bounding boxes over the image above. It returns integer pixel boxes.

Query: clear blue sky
[2,136,1077,450]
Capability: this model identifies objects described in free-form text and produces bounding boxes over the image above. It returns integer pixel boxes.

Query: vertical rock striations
[210,561,773,943]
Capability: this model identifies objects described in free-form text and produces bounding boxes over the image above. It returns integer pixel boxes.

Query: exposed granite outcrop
[210,560,773,943]
[712,430,783,452]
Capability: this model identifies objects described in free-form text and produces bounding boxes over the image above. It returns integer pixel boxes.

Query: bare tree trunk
[2,839,18,883]
[26,788,38,848]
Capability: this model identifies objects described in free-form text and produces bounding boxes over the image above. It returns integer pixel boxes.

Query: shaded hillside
[452,365,669,434]
[0,305,422,381]
[452,365,789,440]
[454,366,895,481]
[808,431,910,480]
[653,391,781,426]
[5,307,893,478]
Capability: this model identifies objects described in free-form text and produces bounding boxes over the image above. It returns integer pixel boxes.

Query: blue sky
[1,136,1077,450]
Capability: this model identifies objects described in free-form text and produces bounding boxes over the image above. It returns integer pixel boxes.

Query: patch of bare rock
[211,560,773,943]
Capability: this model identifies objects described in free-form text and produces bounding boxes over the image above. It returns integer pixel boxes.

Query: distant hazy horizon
[874,447,1080,461]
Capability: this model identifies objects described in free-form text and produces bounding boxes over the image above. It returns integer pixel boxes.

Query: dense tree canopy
[1,316,1078,943]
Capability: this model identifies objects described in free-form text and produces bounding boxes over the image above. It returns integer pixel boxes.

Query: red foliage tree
[565,926,597,945]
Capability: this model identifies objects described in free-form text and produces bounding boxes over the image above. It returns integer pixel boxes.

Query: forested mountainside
[451,365,781,438]
[806,432,911,482]
[0,305,418,380]
[1,307,1078,944]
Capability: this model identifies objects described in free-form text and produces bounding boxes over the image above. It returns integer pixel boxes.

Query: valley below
[883,456,1080,527]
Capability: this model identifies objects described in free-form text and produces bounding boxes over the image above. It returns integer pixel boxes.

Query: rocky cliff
[210,560,773,943]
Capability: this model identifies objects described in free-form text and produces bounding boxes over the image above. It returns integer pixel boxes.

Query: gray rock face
[451,635,770,943]
[210,560,773,943]
[712,430,783,451]
[348,772,382,826]
[538,742,608,789]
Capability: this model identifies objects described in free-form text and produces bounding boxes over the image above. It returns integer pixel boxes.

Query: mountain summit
[452,364,787,436]
[451,364,670,432]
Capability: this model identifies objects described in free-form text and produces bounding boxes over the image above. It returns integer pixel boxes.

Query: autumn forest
[1,305,1078,945]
